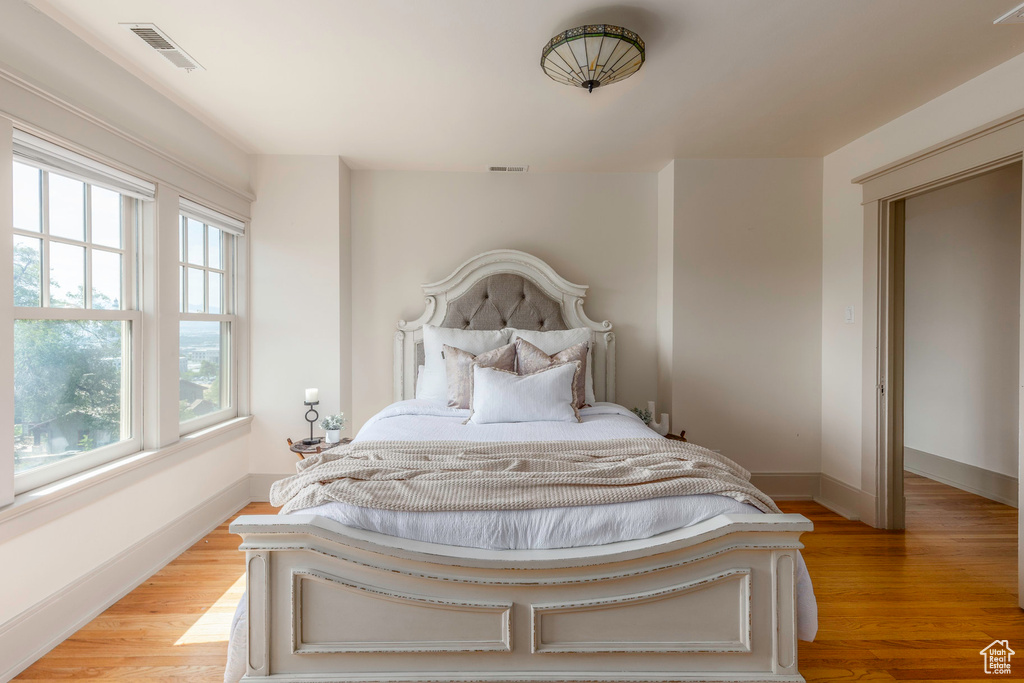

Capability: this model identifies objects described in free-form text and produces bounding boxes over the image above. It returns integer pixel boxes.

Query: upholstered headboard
[395,249,615,402]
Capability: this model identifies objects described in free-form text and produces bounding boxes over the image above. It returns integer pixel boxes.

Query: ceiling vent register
[488,165,529,173]
[995,2,1024,23]
[121,23,204,71]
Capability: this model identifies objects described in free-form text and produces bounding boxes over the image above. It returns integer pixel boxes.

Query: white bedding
[225,401,817,682]
[357,399,659,441]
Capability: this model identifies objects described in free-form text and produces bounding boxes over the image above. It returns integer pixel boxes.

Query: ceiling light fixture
[541,24,645,93]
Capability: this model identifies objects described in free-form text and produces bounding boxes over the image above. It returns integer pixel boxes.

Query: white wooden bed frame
[231,250,812,682]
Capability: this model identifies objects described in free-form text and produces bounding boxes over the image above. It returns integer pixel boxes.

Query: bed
[228,249,815,682]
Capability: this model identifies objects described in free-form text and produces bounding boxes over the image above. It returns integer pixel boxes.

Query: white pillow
[469,362,581,424]
[506,328,595,405]
[417,325,510,403]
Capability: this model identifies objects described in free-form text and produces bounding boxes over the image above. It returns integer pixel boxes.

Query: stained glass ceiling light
[541,24,645,93]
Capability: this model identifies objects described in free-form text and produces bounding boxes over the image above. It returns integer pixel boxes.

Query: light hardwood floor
[14,472,1021,682]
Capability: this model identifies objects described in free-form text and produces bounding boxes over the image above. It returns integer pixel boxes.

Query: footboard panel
[231,513,811,682]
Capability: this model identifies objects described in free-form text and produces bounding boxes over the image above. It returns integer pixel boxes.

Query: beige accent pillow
[444,343,516,409]
[514,338,590,409]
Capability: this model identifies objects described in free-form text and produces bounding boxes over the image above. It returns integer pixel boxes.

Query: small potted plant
[320,413,345,444]
[631,406,652,425]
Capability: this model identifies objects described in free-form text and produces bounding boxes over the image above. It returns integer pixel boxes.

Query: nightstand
[287,437,351,460]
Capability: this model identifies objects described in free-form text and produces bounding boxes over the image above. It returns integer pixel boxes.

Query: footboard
[230,513,812,682]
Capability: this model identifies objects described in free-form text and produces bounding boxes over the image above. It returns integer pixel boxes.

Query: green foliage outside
[13,241,123,471]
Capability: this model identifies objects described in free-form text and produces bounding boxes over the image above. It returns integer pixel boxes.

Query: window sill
[0,415,252,543]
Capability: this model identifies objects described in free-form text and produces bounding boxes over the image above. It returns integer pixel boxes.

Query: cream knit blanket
[269,439,781,515]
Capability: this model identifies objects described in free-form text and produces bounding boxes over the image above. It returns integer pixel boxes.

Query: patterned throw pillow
[513,338,590,409]
[443,343,516,409]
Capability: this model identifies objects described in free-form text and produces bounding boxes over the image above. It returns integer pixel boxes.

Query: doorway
[884,162,1023,529]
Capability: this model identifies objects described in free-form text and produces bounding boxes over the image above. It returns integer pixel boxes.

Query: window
[6,130,247,497]
[12,159,142,491]
[178,203,237,432]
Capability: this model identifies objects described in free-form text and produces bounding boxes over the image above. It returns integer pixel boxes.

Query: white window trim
[3,123,251,502]
[179,197,244,235]
[0,415,252,543]
[13,130,156,201]
[12,160,144,494]
[177,201,241,434]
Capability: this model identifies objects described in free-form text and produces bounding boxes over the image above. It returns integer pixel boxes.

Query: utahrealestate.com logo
[981,640,1015,675]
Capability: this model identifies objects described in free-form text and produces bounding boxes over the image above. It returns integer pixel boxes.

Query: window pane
[13,235,41,307]
[187,218,204,265]
[179,217,185,262]
[179,320,226,422]
[13,162,41,232]
[208,272,223,314]
[208,227,222,269]
[49,173,85,241]
[187,267,204,313]
[92,250,121,310]
[14,319,128,473]
[90,186,121,248]
[50,242,85,308]
[179,265,185,313]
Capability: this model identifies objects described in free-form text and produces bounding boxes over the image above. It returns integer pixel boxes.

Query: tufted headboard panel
[396,250,615,403]
[440,274,568,331]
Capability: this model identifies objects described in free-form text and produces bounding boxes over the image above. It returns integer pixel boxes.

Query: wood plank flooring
[797,473,1021,682]
[14,472,1021,682]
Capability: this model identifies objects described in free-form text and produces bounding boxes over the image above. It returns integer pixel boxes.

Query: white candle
[305,388,319,403]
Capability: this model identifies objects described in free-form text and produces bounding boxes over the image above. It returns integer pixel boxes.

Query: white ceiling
[27,0,1024,172]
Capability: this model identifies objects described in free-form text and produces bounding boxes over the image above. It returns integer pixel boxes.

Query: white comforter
[225,402,817,682]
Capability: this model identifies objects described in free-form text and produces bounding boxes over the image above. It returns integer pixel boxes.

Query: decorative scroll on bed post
[395,250,615,403]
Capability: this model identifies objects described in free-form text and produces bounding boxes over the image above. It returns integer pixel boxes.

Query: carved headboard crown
[441,273,568,331]
[395,249,614,402]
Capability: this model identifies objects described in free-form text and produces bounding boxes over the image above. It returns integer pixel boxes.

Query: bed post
[772,549,800,677]
[245,551,270,677]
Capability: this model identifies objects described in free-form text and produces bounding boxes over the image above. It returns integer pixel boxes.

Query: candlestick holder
[302,401,321,445]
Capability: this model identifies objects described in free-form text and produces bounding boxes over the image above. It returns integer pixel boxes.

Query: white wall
[350,170,659,427]
[0,435,248,625]
[668,159,823,474]
[656,162,676,414]
[249,155,351,475]
[821,51,1024,504]
[904,164,1022,477]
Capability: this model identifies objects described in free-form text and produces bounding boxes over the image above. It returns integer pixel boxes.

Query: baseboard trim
[816,474,874,522]
[0,475,250,683]
[905,447,1018,508]
[749,472,820,500]
[250,472,282,503]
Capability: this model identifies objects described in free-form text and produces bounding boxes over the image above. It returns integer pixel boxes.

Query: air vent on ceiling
[995,2,1024,24]
[488,165,529,173]
[120,23,204,71]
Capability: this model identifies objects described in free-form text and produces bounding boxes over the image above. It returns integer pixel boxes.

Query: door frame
[854,108,1024,604]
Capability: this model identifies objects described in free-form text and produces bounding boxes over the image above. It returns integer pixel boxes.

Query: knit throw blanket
[270,439,781,516]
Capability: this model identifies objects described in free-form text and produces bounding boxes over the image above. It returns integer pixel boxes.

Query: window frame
[11,161,144,495]
[177,206,239,435]
[3,125,250,502]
